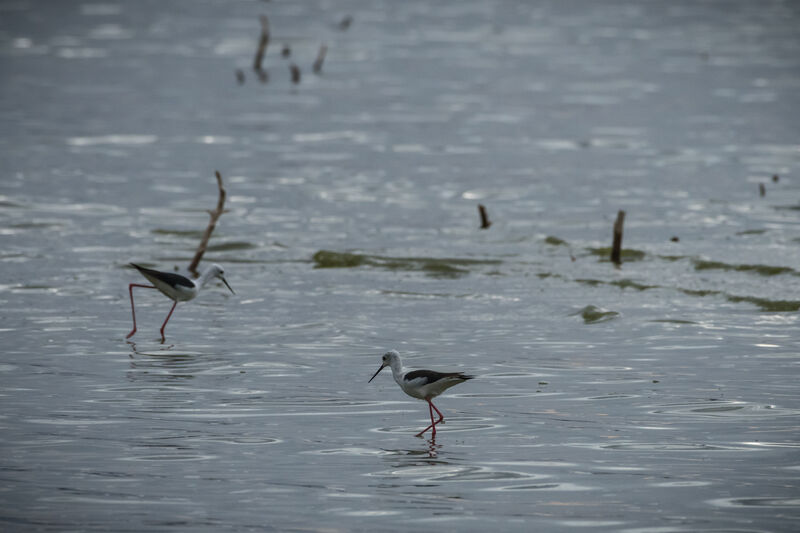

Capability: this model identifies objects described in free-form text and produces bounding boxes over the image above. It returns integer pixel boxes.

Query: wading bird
[368,350,473,437]
[125,263,234,342]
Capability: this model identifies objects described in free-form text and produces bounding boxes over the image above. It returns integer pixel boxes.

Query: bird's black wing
[130,263,194,288]
[404,369,473,385]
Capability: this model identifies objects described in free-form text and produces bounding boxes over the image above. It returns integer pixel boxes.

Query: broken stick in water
[610,210,625,266]
[338,16,353,31]
[478,204,491,229]
[188,171,227,278]
[313,44,328,74]
[290,63,301,84]
[253,15,270,73]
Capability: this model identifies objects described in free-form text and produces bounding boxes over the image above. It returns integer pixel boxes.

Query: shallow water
[1,0,799,531]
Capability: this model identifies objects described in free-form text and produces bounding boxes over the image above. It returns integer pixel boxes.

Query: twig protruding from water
[610,210,625,266]
[338,16,353,31]
[759,183,766,197]
[313,44,328,74]
[253,15,270,73]
[290,63,301,84]
[478,204,491,229]
[188,171,227,278]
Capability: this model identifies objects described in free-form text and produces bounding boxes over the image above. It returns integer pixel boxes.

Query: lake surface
[1,0,799,531]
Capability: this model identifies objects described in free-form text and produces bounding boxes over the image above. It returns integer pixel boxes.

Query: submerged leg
[126,284,156,339]
[159,300,178,343]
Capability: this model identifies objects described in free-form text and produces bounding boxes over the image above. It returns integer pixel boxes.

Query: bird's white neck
[389,357,406,385]
[197,267,217,288]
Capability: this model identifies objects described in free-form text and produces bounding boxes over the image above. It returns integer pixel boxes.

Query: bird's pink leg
[126,284,156,339]
[415,400,445,437]
[430,401,445,425]
[159,300,178,343]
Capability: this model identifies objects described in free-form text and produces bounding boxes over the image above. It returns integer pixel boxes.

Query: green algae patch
[312,250,499,278]
[419,261,469,279]
[571,305,620,324]
[610,279,658,291]
[544,236,568,246]
[152,228,205,238]
[725,295,800,312]
[692,259,794,276]
[587,247,646,261]
[313,250,371,268]
[207,241,258,252]
[657,255,686,262]
[678,288,722,298]
[575,278,657,291]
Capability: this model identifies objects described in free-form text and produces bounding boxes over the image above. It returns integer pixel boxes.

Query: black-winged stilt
[125,263,234,342]
[368,350,474,437]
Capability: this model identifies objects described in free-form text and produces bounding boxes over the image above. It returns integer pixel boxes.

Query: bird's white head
[369,350,401,382]
[203,263,235,294]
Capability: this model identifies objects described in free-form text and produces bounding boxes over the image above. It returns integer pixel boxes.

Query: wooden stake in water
[253,15,270,73]
[313,44,328,74]
[478,204,491,229]
[610,210,625,265]
[188,171,227,278]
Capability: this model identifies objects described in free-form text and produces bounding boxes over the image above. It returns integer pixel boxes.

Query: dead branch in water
[478,204,491,229]
[188,171,227,278]
[253,15,270,73]
[290,63,301,84]
[610,210,625,266]
[313,44,328,74]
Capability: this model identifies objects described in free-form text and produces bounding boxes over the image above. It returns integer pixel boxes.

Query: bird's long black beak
[368,363,387,383]
[220,276,235,295]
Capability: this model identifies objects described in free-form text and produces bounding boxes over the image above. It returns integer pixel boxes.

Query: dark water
[1,0,799,531]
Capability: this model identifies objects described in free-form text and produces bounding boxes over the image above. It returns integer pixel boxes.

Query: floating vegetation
[572,305,619,324]
[206,241,258,252]
[544,236,567,246]
[692,259,795,277]
[676,288,800,312]
[587,247,646,261]
[649,319,698,325]
[312,250,370,268]
[152,229,205,238]
[311,250,499,279]
[735,229,767,236]
[724,295,800,312]
[575,278,656,291]
[657,255,686,262]
[609,279,657,291]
